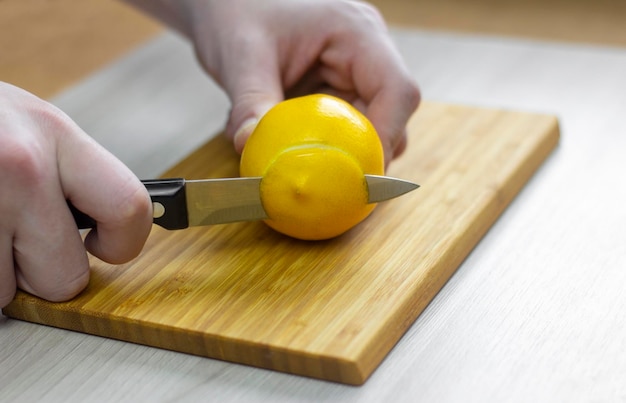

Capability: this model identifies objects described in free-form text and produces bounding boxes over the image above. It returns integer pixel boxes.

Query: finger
[12,193,91,302]
[0,232,17,308]
[393,128,409,159]
[219,35,285,153]
[365,84,419,167]
[318,61,417,164]
[3,141,91,302]
[352,38,420,166]
[313,15,420,166]
[57,128,152,265]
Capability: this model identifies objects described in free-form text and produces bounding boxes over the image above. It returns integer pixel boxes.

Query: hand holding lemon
[240,94,385,240]
[157,0,420,162]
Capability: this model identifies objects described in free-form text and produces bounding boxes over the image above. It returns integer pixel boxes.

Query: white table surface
[2,28,625,402]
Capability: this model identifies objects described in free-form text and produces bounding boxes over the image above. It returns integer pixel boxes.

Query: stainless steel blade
[365,175,420,203]
[183,174,417,227]
[185,177,268,226]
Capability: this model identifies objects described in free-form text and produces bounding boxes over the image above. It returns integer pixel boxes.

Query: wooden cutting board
[3,101,559,385]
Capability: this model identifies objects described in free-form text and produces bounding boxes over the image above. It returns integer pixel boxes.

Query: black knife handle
[143,178,188,230]
[69,178,189,231]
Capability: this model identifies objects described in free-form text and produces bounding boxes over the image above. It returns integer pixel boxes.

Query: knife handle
[70,178,189,231]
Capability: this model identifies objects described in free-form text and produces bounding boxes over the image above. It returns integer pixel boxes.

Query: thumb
[221,46,284,153]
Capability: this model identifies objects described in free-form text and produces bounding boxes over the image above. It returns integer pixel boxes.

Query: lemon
[240,94,384,240]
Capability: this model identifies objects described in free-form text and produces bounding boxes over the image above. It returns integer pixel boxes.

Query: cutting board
[3,101,559,385]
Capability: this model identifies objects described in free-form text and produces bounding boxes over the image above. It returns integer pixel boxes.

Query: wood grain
[2,102,559,385]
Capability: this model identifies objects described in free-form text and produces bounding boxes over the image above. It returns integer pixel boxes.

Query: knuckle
[357,2,385,27]
[404,81,422,111]
[328,1,386,35]
[34,103,75,134]
[0,136,48,186]
[335,1,385,27]
[394,77,421,114]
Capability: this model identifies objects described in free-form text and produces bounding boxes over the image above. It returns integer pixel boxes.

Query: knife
[71,175,419,230]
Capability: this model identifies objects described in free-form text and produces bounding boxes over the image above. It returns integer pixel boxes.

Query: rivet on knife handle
[142,178,189,229]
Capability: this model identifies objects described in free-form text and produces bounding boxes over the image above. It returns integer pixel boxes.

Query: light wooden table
[2,1,626,401]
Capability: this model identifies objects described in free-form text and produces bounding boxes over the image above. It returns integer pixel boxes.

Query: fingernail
[233,117,258,151]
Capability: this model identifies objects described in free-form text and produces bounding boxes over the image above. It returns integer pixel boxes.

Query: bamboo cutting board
[3,101,559,385]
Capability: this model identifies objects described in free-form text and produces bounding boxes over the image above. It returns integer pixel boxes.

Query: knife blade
[365,174,420,203]
[71,175,419,230]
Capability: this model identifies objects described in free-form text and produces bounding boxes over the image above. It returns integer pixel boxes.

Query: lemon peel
[240,94,384,240]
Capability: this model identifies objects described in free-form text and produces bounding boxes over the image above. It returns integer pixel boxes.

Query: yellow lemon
[240,94,384,240]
